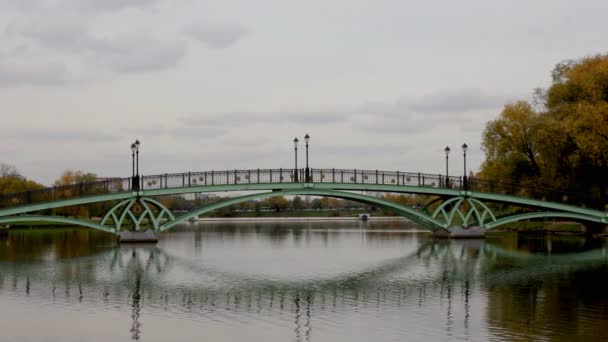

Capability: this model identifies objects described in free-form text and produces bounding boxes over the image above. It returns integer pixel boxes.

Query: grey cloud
[180,110,350,128]
[348,89,514,135]
[8,130,118,142]
[177,89,510,137]
[0,61,71,86]
[185,24,248,49]
[65,0,161,12]
[8,18,188,73]
[401,89,507,114]
[90,37,188,73]
[0,0,160,12]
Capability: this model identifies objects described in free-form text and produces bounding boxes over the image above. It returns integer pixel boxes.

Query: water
[1,221,608,341]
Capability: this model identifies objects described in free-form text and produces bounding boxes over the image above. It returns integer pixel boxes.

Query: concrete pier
[119,230,159,243]
[433,226,485,238]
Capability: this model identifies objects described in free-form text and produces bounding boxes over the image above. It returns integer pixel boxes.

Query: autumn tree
[53,169,99,218]
[0,163,44,195]
[54,170,97,186]
[480,53,608,207]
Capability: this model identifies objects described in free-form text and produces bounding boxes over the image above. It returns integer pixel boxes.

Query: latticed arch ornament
[431,197,497,228]
[101,197,175,232]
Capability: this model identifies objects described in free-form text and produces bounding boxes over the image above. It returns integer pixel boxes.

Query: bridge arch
[159,189,447,233]
[485,211,605,230]
[0,215,117,234]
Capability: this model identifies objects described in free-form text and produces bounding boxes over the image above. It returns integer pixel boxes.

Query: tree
[0,163,44,195]
[53,169,99,218]
[480,101,543,183]
[262,196,289,212]
[0,163,20,178]
[54,170,97,186]
[480,53,608,207]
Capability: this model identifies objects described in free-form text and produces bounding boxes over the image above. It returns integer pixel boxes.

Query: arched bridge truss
[0,168,606,236]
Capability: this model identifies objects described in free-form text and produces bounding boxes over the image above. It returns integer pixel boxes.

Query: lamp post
[132,139,141,190]
[131,143,136,178]
[304,134,310,182]
[462,143,468,190]
[444,146,450,188]
[293,137,299,182]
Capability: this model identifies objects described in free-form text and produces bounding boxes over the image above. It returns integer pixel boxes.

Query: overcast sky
[1,0,607,185]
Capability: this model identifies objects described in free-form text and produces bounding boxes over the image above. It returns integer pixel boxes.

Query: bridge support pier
[432,226,485,239]
[119,230,159,243]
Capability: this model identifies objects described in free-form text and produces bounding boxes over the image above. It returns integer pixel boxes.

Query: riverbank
[189,216,408,222]
[493,221,585,234]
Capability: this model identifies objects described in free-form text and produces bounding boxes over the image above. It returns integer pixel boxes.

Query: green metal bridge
[0,168,606,237]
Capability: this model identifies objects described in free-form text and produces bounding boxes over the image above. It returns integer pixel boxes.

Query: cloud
[7,130,118,142]
[400,89,508,114]
[348,89,515,135]
[89,37,188,73]
[0,0,161,12]
[185,24,248,49]
[180,110,350,128]
[0,59,71,86]
[64,0,161,12]
[0,1,247,86]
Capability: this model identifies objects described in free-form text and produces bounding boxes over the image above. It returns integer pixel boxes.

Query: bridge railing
[0,168,600,210]
[0,178,131,210]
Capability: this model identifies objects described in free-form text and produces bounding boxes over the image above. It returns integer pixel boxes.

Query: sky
[1,0,607,185]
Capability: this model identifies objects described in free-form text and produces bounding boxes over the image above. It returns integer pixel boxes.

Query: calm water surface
[1,221,608,341]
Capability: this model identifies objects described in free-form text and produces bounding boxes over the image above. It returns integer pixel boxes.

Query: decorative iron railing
[0,168,600,210]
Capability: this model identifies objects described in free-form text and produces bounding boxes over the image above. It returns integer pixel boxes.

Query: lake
[1,220,607,341]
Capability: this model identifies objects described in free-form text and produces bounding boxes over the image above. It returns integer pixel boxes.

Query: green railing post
[235,169,238,184]
[333,168,335,183]
[188,172,191,186]
[280,168,283,183]
[354,169,357,183]
[376,170,378,184]
[211,170,214,185]
[270,169,273,183]
[248,170,251,184]
[397,171,400,185]
[257,169,260,183]
[417,173,421,186]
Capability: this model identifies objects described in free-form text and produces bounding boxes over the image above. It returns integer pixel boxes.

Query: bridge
[0,168,606,240]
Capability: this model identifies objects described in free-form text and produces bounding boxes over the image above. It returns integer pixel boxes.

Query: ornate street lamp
[293,137,299,182]
[132,139,141,190]
[304,134,310,182]
[462,143,468,190]
[135,139,141,176]
[444,146,451,187]
[131,143,137,178]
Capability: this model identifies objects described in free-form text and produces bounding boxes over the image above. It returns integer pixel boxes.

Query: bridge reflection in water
[1,225,608,341]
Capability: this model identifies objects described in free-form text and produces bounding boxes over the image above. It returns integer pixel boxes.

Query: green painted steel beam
[0,192,133,217]
[140,182,461,198]
[159,189,446,232]
[468,191,605,218]
[1,182,606,224]
[485,211,605,230]
[0,215,118,235]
